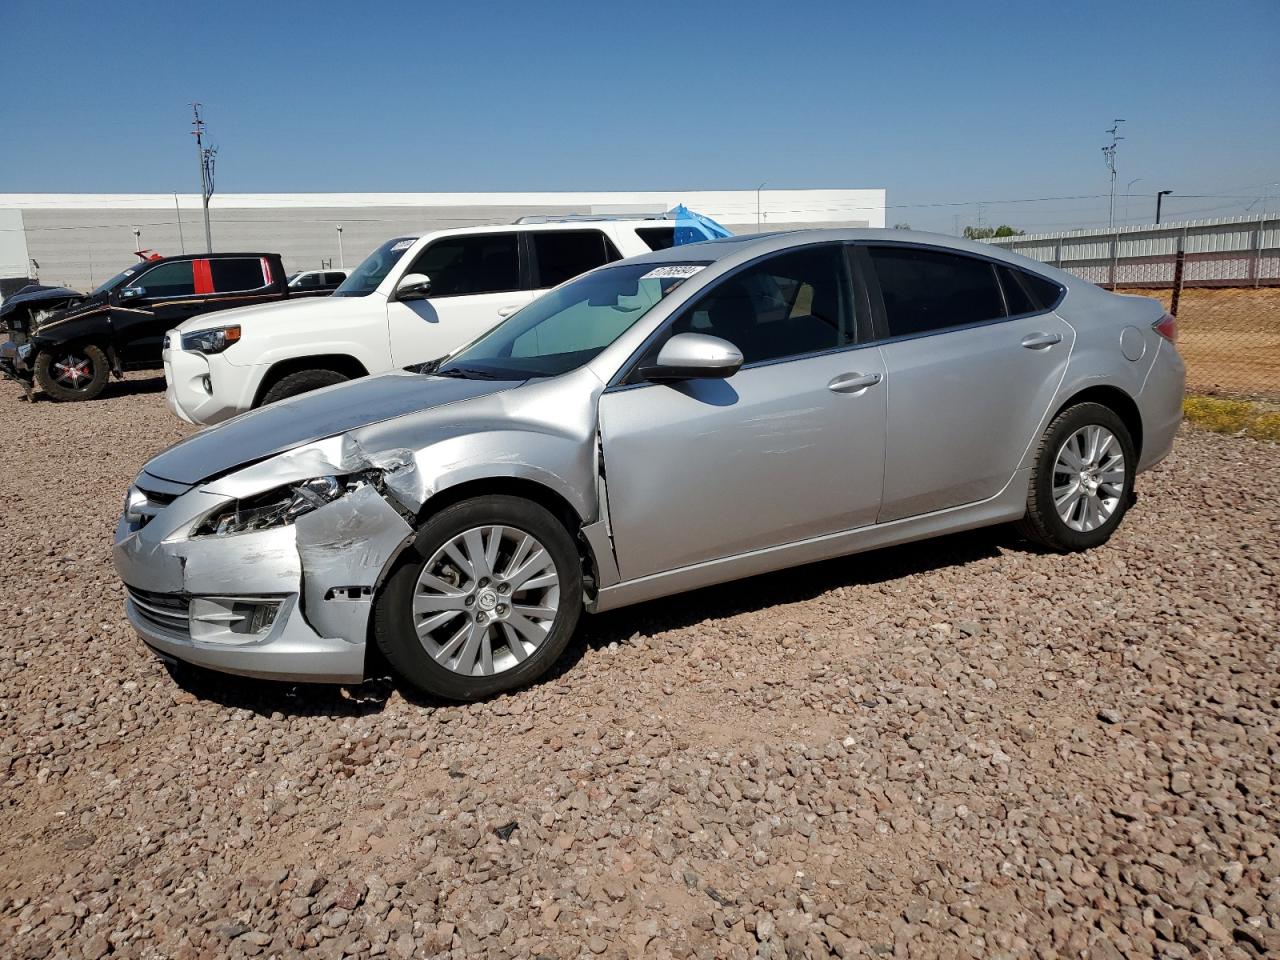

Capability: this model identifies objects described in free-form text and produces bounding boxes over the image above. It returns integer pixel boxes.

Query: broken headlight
[194,472,379,536]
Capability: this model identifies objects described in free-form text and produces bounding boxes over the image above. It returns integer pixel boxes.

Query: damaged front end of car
[112,435,423,683]
[0,286,85,398]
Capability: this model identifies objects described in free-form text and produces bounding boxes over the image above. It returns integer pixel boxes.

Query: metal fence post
[1170,228,1187,317]
[1255,216,1265,288]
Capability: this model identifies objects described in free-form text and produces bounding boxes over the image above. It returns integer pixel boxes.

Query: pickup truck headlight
[194,472,378,536]
[182,324,241,354]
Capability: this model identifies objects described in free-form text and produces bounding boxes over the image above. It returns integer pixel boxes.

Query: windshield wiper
[434,366,502,380]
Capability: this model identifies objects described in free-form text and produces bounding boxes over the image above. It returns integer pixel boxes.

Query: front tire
[1018,402,1136,552]
[34,345,110,401]
[374,495,582,701]
[259,368,350,406]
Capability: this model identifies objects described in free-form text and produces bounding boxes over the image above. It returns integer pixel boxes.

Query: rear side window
[532,230,622,288]
[868,246,1005,337]
[324,272,346,285]
[636,227,676,251]
[135,260,194,298]
[1020,270,1064,310]
[297,272,320,288]
[211,258,269,293]
[409,234,520,297]
[997,266,1039,316]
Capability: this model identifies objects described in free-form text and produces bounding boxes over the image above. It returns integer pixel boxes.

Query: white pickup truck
[165,213,727,425]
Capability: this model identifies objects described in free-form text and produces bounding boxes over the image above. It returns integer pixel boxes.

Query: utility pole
[191,103,217,253]
[1102,119,1125,229]
[336,225,345,268]
[1156,189,1172,224]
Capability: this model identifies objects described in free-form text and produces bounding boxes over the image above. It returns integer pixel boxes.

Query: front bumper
[113,473,414,684]
[1,339,34,389]
[164,337,245,426]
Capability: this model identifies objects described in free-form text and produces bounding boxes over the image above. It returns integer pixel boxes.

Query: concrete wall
[0,190,884,291]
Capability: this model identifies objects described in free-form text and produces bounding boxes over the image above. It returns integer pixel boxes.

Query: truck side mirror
[396,274,432,301]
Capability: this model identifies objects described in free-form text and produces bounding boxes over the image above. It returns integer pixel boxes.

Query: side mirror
[396,273,432,301]
[640,332,743,382]
[119,286,145,300]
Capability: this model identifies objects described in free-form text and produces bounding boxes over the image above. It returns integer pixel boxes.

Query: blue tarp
[671,205,733,246]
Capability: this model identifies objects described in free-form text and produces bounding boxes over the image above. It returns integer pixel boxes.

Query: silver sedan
[113,230,1185,700]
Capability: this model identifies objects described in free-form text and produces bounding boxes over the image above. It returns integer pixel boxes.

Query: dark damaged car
[1,252,291,401]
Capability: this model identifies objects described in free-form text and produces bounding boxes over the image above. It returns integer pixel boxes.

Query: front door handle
[1021,332,1062,349]
[497,305,522,319]
[828,371,882,394]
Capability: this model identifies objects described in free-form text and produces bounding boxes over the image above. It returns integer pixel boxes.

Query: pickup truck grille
[126,588,190,637]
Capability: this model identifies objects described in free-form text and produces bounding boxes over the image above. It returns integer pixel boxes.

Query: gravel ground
[1,374,1278,960]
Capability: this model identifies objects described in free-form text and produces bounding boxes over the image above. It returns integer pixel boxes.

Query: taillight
[1153,313,1177,343]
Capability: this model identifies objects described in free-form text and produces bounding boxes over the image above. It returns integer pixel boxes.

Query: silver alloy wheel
[53,352,94,388]
[1052,424,1126,533]
[412,525,561,677]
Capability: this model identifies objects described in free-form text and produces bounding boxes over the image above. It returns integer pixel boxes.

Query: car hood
[173,294,367,331]
[144,371,522,484]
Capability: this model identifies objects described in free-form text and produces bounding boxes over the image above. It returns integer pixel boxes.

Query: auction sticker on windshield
[640,265,706,280]
[391,239,415,252]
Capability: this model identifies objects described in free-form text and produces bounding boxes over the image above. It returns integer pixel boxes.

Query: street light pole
[132,227,141,254]
[756,181,767,233]
[336,225,345,268]
[1156,190,1173,224]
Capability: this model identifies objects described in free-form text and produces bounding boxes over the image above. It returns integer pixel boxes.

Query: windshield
[91,264,143,296]
[332,236,417,297]
[436,261,707,380]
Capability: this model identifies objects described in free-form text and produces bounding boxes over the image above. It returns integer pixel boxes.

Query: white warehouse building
[0,189,886,292]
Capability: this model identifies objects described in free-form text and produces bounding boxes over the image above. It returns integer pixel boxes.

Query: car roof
[614,227,1079,282]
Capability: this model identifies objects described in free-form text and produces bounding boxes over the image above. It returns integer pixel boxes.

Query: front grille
[129,483,179,530]
[126,587,190,636]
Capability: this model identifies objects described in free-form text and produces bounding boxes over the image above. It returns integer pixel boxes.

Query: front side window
[531,230,621,288]
[211,258,268,293]
[333,236,417,297]
[408,233,520,297]
[867,246,1005,337]
[653,245,852,367]
[134,260,195,298]
[436,261,704,380]
[324,272,346,285]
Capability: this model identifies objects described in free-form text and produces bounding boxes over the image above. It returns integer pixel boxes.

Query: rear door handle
[828,371,882,394]
[1021,332,1062,349]
[497,305,522,318]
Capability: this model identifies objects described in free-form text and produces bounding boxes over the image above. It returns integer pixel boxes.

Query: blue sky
[1,0,1277,233]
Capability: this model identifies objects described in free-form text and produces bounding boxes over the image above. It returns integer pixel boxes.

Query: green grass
[1183,395,1280,441]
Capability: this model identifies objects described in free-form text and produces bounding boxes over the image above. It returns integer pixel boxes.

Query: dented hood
[144,371,521,485]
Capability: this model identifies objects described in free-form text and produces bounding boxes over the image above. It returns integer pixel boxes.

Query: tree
[963,225,1025,240]
[892,222,912,230]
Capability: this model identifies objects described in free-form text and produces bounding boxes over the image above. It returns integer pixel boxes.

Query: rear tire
[374,495,582,701]
[34,344,110,401]
[1018,402,1136,552]
[259,368,350,406]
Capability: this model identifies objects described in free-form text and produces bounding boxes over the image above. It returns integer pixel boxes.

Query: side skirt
[592,468,1031,614]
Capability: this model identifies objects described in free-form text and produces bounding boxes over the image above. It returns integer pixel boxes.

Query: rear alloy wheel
[374,495,581,701]
[1018,402,1136,552]
[34,344,110,401]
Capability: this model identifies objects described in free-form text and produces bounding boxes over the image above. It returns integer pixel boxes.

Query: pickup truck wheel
[34,345,110,401]
[374,495,583,702]
[259,369,349,406]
